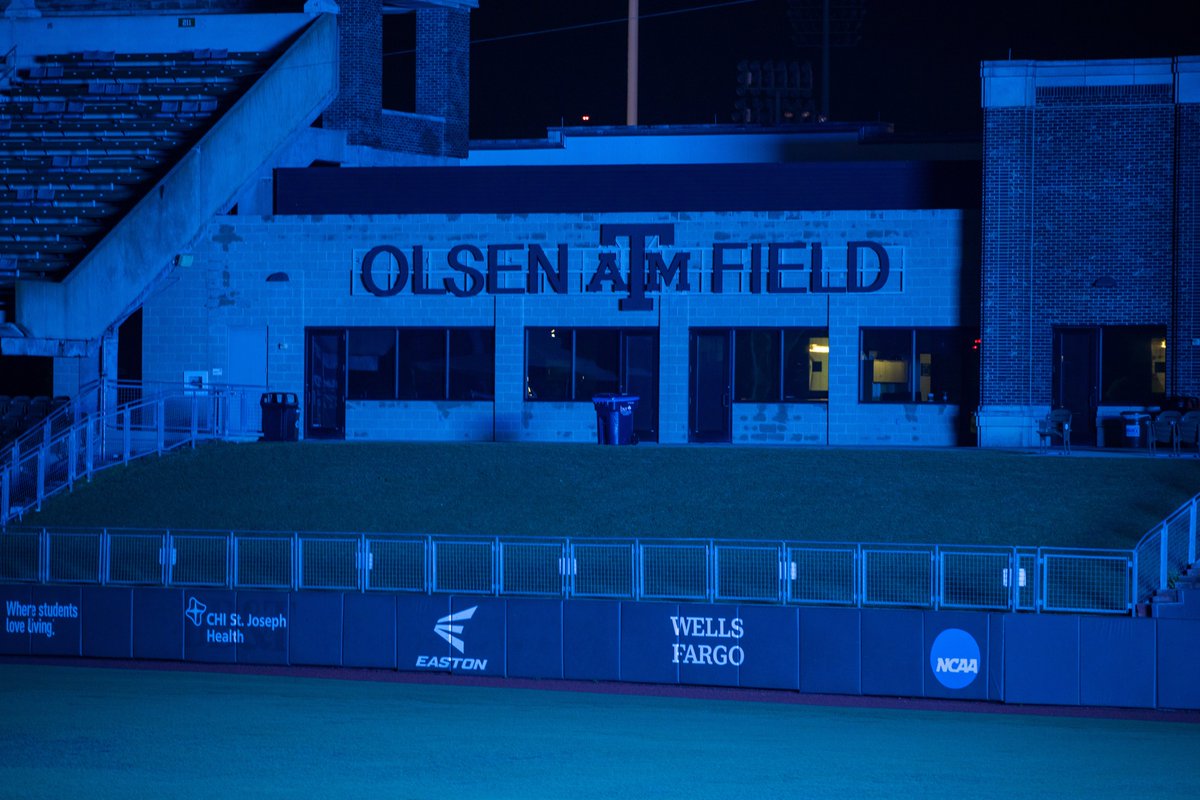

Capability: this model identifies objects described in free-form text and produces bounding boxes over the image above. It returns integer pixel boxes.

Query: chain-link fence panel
[107,532,164,585]
[367,537,426,591]
[500,541,563,596]
[787,546,856,605]
[171,534,228,586]
[861,547,933,608]
[1042,553,1131,613]
[572,542,634,598]
[433,540,493,594]
[641,543,707,601]
[715,545,780,602]
[299,536,358,590]
[940,550,1012,610]
[235,536,292,589]
[47,531,100,583]
[0,530,40,582]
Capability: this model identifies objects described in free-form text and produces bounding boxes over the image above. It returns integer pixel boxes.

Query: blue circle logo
[929,628,980,690]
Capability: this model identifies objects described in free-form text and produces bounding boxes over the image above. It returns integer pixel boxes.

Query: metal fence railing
[1,382,264,526]
[0,528,1141,615]
[1134,492,1199,603]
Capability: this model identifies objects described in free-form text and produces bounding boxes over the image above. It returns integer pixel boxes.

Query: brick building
[976,58,1200,447]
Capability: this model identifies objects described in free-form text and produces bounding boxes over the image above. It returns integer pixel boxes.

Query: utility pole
[627,0,639,126]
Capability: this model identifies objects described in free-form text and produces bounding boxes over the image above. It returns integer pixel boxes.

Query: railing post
[40,528,50,583]
[1189,497,1197,566]
[35,447,45,511]
[633,540,642,602]
[292,532,300,592]
[493,537,501,597]
[1010,547,1020,612]
[100,528,109,586]
[1160,522,1170,590]
[122,408,131,464]
[856,544,864,608]
[85,415,94,480]
[67,426,76,491]
[931,546,940,611]
[156,398,165,455]
[190,393,198,446]
[708,539,717,603]
[1,466,8,524]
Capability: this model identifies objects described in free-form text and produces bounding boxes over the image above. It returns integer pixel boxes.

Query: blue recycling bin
[592,394,639,445]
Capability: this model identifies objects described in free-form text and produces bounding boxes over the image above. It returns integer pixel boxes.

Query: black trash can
[1119,411,1151,449]
[260,392,299,442]
[592,394,639,445]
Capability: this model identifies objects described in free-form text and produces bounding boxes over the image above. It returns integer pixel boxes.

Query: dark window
[347,328,396,400]
[397,329,447,400]
[860,328,971,404]
[526,328,573,401]
[343,327,493,402]
[525,328,654,402]
[734,330,780,402]
[1101,326,1167,404]
[732,329,828,403]
[574,329,621,399]
[449,329,496,401]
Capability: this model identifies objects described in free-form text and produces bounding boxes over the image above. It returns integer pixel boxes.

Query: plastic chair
[1179,412,1200,458]
[1150,411,1182,456]
[1037,409,1072,453]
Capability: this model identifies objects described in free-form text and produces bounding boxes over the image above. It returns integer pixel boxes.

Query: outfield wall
[2,586,1197,711]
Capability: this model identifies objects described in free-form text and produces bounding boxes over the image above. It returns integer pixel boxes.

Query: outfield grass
[0,664,1195,800]
[19,442,1200,549]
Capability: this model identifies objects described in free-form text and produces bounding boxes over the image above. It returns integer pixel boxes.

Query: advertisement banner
[181,589,238,664]
[674,603,742,689]
[28,586,82,657]
[923,611,991,701]
[0,584,32,655]
[235,591,290,666]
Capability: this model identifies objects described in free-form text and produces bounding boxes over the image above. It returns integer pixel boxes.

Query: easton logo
[417,606,488,671]
[929,628,981,690]
[433,605,476,653]
[185,597,206,627]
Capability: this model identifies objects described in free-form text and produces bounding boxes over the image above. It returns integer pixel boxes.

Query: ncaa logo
[929,628,980,690]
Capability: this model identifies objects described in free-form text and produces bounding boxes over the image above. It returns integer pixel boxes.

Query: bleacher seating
[0,48,271,321]
[0,394,69,449]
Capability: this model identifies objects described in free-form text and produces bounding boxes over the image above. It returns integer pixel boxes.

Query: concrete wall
[140,207,976,446]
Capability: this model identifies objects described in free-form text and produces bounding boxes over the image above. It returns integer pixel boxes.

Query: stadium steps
[1149,563,1200,618]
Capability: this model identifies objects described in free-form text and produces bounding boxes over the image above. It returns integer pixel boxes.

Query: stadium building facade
[0,1,1196,450]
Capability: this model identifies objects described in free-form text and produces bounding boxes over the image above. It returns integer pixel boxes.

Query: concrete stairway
[1151,563,1200,618]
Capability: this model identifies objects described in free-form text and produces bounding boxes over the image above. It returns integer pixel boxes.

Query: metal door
[689,329,732,443]
[305,328,345,439]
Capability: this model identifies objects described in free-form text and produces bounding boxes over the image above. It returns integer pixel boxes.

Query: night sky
[386,0,1198,141]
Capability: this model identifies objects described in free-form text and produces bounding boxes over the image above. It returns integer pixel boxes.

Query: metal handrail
[1133,491,1199,602]
[1,382,263,525]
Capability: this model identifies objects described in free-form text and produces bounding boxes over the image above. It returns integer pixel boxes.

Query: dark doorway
[622,331,658,442]
[305,328,345,439]
[689,329,732,443]
[1053,328,1099,445]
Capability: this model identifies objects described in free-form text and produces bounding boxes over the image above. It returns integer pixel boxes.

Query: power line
[383,0,760,58]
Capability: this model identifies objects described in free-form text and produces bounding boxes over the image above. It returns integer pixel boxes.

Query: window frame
[524,326,655,402]
[342,326,494,403]
[732,327,829,404]
[859,327,973,405]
